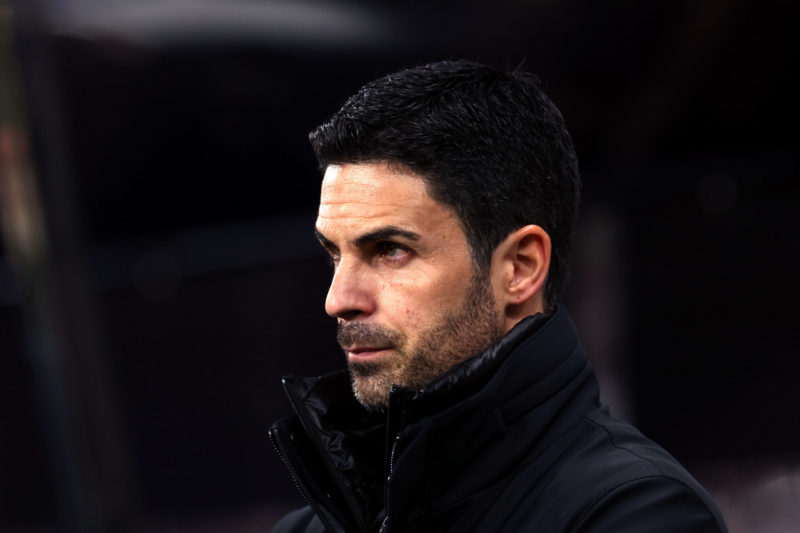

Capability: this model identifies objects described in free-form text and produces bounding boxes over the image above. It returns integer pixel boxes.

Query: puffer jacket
[269,307,727,532]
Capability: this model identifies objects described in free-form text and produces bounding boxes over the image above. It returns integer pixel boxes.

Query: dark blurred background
[1,1,798,531]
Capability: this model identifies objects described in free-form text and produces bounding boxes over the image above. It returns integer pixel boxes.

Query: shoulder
[479,408,727,532]
[272,506,327,533]
[563,411,727,532]
[570,475,727,532]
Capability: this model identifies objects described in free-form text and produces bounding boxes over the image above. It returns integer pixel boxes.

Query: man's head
[311,60,581,409]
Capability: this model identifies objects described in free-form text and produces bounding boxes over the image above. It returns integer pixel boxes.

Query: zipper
[268,426,310,505]
[388,433,401,478]
[281,377,367,533]
[380,384,409,533]
[378,385,401,533]
[380,427,403,532]
[270,422,347,533]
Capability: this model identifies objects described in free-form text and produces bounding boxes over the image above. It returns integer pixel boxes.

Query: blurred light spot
[696,173,738,215]
[131,250,181,300]
[53,0,396,49]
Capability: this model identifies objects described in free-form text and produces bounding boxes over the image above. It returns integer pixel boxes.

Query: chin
[349,366,394,410]
[351,380,391,411]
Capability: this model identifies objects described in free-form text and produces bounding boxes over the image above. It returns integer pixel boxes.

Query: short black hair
[309,59,581,311]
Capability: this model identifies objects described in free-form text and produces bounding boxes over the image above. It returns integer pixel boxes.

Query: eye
[324,250,340,268]
[376,241,409,262]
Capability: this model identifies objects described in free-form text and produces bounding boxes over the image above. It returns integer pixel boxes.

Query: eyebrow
[314,228,338,253]
[314,226,420,253]
[354,226,420,247]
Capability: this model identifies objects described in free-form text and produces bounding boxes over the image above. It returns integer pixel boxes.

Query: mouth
[344,346,393,360]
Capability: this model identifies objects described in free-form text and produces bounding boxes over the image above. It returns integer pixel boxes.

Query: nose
[324,259,376,320]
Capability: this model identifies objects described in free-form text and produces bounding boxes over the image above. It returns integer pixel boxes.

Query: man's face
[315,163,504,409]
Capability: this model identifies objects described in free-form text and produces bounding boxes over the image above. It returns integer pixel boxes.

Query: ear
[490,224,551,330]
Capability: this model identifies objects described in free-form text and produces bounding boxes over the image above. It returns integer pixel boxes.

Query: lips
[344,346,393,359]
[338,322,403,360]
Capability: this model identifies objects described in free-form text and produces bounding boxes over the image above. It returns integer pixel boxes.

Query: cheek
[380,272,462,328]
[379,279,417,316]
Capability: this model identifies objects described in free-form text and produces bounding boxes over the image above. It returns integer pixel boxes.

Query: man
[269,60,727,532]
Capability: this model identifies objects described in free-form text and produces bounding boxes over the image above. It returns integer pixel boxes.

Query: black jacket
[269,307,727,532]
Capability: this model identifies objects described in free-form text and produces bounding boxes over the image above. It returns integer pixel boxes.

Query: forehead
[317,163,456,233]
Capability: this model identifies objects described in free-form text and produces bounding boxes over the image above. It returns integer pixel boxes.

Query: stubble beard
[337,273,504,411]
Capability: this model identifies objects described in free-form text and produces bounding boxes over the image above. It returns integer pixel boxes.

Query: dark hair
[309,59,581,311]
